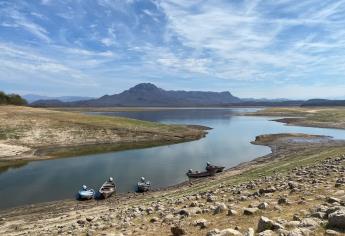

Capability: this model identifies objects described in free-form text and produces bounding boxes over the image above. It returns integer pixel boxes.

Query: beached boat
[186,169,216,178]
[206,162,225,173]
[137,177,151,192]
[78,185,95,200]
[99,177,116,199]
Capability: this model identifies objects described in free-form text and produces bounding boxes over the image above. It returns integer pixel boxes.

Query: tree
[0,91,27,106]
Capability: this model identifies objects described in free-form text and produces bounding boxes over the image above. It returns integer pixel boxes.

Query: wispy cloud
[1,0,345,98]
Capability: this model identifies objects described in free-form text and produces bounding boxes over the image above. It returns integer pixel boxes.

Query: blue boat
[78,185,95,200]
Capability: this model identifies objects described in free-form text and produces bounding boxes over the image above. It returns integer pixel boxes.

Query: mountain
[301,99,345,107]
[32,83,241,107]
[24,94,94,103]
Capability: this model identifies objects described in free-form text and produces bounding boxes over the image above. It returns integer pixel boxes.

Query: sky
[1,0,345,99]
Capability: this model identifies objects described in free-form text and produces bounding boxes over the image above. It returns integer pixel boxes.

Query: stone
[299,218,320,228]
[257,216,284,232]
[207,229,221,236]
[243,207,258,215]
[258,202,269,210]
[328,209,345,229]
[163,214,175,223]
[228,209,238,216]
[244,228,254,236]
[171,225,186,236]
[219,228,243,236]
[327,197,341,204]
[214,203,228,214]
[207,195,217,203]
[76,220,85,225]
[257,216,274,232]
[193,218,209,229]
[150,217,159,223]
[325,229,340,235]
[258,230,274,236]
[278,196,288,205]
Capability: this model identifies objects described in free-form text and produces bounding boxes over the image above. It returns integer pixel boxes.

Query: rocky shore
[1,133,345,235]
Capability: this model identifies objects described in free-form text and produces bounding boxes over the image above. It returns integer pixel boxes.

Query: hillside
[32,83,241,107]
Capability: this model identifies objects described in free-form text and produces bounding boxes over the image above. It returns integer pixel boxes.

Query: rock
[259,187,276,195]
[258,230,274,236]
[207,229,221,236]
[207,195,217,203]
[150,217,159,223]
[258,202,269,210]
[228,209,238,216]
[86,216,94,222]
[325,229,340,235]
[244,228,254,236]
[163,214,175,223]
[243,208,258,215]
[193,218,209,229]
[257,216,274,232]
[76,220,85,225]
[299,218,320,228]
[214,203,228,214]
[219,228,243,236]
[278,196,288,205]
[288,181,299,190]
[178,207,201,217]
[257,216,284,232]
[328,209,345,229]
[327,197,341,204]
[171,225,186,236]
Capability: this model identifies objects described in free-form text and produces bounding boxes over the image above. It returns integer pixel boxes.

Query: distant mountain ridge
[32,83,241,107]
[24,94,94,103]
[301,99,345,107]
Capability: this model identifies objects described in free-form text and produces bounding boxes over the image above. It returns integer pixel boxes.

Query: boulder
[258,202,269,210]
[214,203,228,214]
[243,208,258,215]
[219,228,243,236]
[171,225,186,236]
[193,218,209,229]
[328,209,345,229]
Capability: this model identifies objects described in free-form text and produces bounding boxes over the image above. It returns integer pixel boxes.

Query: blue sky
[1,0,345,99]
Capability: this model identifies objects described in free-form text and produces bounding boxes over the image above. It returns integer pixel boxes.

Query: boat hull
[206,165,225,173]
[78,190,95,200]
[99,180,116,199]
[186,170,216,178]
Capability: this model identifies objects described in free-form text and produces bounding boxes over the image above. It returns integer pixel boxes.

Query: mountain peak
[129,83,160,91]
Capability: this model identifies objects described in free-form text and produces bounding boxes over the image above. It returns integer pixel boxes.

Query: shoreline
[0,106,209,171]
[1,132,345,235]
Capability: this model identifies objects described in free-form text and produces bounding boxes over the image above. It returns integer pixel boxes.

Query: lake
[1,108,345,210]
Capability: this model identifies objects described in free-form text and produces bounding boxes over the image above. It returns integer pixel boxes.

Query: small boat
[186,169,216,178]
[99,177,116,199]
[206,162,225,173]
[137,177,151,192]
[78,185,95,200]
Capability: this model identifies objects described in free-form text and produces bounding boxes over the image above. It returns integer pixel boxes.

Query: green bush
[0,91,27,105]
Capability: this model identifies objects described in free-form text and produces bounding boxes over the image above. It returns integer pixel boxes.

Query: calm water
[1,108,345,210]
